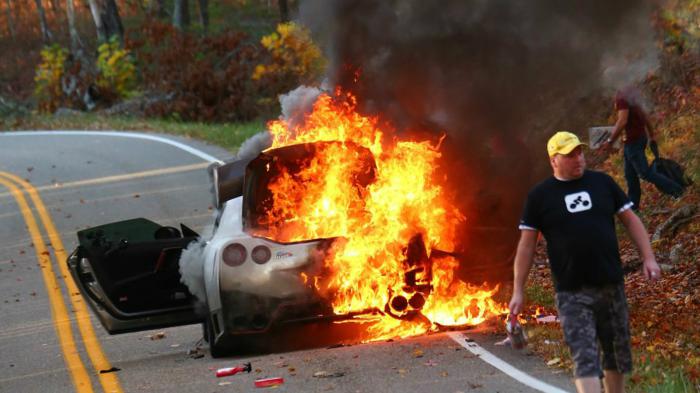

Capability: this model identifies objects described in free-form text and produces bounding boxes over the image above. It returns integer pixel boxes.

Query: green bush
[34,44,68,113]
[96,37,138,99]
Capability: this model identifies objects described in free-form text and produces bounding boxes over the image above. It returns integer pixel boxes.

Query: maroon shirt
[615,97,647,144]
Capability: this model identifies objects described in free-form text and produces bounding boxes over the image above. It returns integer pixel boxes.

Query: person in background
[510,131,661,393]
[602,89,683,210]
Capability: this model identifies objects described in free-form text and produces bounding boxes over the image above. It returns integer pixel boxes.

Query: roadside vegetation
[1,0,699,391]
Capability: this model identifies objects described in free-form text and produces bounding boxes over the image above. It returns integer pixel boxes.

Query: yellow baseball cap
[547,131,586,157]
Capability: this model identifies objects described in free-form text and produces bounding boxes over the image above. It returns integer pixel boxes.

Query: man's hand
[509,291,524,316]
[643,257,661,282]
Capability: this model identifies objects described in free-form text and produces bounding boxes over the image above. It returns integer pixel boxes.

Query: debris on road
[188,349,204,359]
[99,367,121,374]
[216,362,252,378]
[423,359,438,367]
[495,336,510,346]
[313,371,345,378]
[254,377,284,388]
[412,348,424,358]
[536,315,559,324]
[546,357,561,366]
[187,339,205,359]
[149,332,166,340]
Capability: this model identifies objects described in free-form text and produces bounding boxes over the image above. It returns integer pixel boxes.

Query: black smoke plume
[298,0,658,283]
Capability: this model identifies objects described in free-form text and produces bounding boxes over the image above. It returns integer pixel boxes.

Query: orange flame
[257,90,507,340]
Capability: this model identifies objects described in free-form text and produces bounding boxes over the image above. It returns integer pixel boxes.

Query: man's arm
[509,229,539,315]
[608,109,628,145]
[617,209,661,281]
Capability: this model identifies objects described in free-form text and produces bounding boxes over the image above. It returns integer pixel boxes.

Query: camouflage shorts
[555,283,632,378]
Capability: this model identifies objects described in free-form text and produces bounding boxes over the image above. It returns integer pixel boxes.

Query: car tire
[205,317,225,358]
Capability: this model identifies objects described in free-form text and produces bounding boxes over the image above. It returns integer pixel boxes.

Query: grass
[0,112,265,153]
[630,356,700,393]
[525,281,556,309]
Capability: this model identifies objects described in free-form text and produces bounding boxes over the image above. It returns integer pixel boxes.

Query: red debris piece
[215,362,252,378]
[254,377,284,388]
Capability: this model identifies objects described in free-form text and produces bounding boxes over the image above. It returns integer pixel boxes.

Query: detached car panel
[67,218,203,334]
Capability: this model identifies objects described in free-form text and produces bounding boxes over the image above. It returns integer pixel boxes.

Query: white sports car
[66,142,400,356]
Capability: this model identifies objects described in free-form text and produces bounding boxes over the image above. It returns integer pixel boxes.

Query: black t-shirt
[519,170,633,291]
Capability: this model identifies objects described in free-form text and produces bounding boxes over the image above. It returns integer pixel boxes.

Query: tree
[34,0,53,42]
[65,0,83,52]
[86,0,124,45]
[4,0,16,38]
[173,0,189,30]
[196,0,208,32]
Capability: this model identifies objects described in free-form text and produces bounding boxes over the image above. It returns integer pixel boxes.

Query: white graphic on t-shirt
[564,191,592,213]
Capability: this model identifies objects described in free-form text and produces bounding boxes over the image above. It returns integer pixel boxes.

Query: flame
[256,90,507,340]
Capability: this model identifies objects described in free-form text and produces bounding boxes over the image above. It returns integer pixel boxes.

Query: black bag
[649,141,693,193]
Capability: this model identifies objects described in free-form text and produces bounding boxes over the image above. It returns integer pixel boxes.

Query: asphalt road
[0,131,576,393]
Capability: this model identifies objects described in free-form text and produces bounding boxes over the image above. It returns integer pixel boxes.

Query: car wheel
[205,317,225,358]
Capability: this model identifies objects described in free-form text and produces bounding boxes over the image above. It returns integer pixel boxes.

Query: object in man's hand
[588,126,620,150]
[506,314,527,350]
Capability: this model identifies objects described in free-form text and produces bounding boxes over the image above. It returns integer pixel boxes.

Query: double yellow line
[0,171,123,393]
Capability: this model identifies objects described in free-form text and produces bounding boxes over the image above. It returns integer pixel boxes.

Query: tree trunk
[65,0,83,52]
[4,0,16,38]
[86,0,105,42]
[173,0,189,30]
[278,0,289,23]
[103,0,124,44]
[86,0,124,45]
[34,0,53,42]
[196,0,208,33]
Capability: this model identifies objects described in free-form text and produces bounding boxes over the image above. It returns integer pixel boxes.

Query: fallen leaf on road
[413,349,424,358]
[424,359,438,367]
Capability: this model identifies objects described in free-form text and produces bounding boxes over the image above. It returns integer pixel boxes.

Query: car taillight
[251,245,271,264]
[222,243,247,266]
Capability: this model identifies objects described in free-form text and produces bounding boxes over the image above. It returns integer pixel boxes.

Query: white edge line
[447,332,571,393]
[1,130,226,164]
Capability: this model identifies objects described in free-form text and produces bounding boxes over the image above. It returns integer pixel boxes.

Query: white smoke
[279,85,323,130]
[177,86,324,307]
[179,239,207,303]
[235,131,272,161]
[233,86,323,162]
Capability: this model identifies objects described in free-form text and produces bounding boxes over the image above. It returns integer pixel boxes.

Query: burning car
[67,91,508,357]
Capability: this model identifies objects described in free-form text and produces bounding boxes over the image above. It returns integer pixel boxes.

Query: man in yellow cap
[509,131,661,393]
